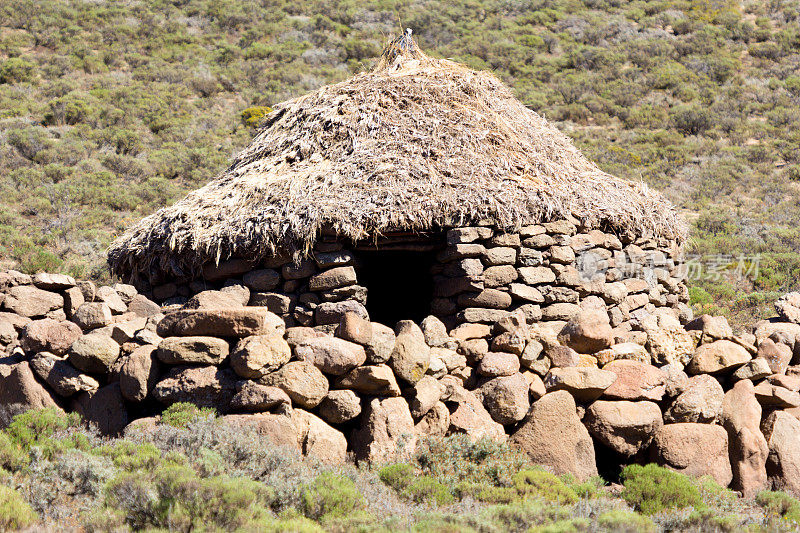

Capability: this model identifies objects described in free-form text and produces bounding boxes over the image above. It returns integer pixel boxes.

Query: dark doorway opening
[354,249,437,326]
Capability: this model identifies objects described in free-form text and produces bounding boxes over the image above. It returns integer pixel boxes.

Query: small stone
[557,309,613,354]
[32,272,75,290]
[127,295,161,317]
[202,259,255,281]
[314,250,354,268]
[482,265,518,288]
[546,345,581,368]
[450,323,491,341]
[390,321,430,384]
[517,266,556,285]
[595,343,649,366]
[457,289,512,309]
[184,290,244,310]
[484,247,517,265]
[309,266,357,291]
[315,300,369,326]
[409,376,444,419]
[72,383,128,436]
[753,382,800,408]
[541,303,581,321]
[420,315,450,347]
[757,339,793,375]
[249,292,295,314]
[363,322,396,364]
[733,358,773,381]
[96,286,127,314]
[352,397,418,463]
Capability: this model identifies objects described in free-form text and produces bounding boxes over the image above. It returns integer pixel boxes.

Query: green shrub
[511,470,578,505]
[0,433,27,472]
[620,464,704,515]
[4,408,81,451]
[756,491,800,525]
[379,463,454,505]
[0,485,37,530]
[596,510,656,532]
[301,473,365,520]
[670,103,715,135]
[160,402,216,428]
[0,57,35,83]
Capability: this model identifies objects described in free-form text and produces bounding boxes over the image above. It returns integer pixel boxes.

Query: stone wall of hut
[147,218,690,338]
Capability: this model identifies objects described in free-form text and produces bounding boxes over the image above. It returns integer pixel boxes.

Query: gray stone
[318,389,362,424]
[260,361,329,409]
[242,269,281,291]
[390,320,430,384]
[68,333,121,374]
[2,285,63,317]
[295,336,366,376]
[230,334,291,378]
[157,336,229,365]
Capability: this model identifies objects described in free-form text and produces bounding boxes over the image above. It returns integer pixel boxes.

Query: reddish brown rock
[480,372,530,425]
[335,364,401,397]
[152,366,237,410]
[602,360,665,401]
[72,383,128,436]
[757,339,793,375]
[753,382,800,408]
[2,285,63,317]
[0,361,60,413]
[544,367,617,402]
[230,381,291,413]
[68,332,121,374]
[352,397,418,463]
[295,336,366,376]
[446,386,506,442]
[157,308,285,338]
[557,309,613,354]
[761,410,800,495]
[318,389,362,424]
[72,302,113,330]
[478,352,520,377]
[336,312,373,346]
[260,361,328,409]
[230,334,291,379]
[585,400,662,457]
[220,413,300,451]
[156,336,229,365]
[720,380,769,496]
[664,374,724,424]
[415,401,450,437]
[390,321,430,384]
[511,391,597,480]
[20,318,82,356]
[119,345,160,402]
[650,423,733,487]
[292,409,348,463]
[687,340,751,375]
[546,345,581,368]
[29,352,99,397]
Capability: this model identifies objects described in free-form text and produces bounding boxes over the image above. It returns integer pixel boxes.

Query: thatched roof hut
[108,34,685,284]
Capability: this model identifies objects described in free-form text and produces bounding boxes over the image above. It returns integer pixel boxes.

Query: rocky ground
[4,269,800,530]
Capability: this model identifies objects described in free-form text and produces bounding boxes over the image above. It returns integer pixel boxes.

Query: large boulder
[229,334,291,378]
[415,401,450,437]
[0,361,60,416]
[292,409,348,463]
[72,303,113,330]
[20,318,82,356]
[510,391,597,480]
[543,367,617,402]
[156,336,229,365]
[119,345,160,402]
[408,376,444,419]
[664,374,724,424]
[68,332,121,374]
[687,340,751,375]
[557,309,613,354]
[602,360,665,401]
[775,292,800,325]
[318,390,362,424]
[2,285,63,317]
[390,320,430,385]
[32,272,75,291]
[584,400,662,457]
[761,410,800,495]
[650,423,733,487]
[157,308,284,338]
[352,397,418,463]
[184,290,245,310]
[757,339,793,375]
[641,310,695,366]
[753,382,800,408]
[479,373,530,425]
[29,352,99,397]
[220,413,300,452]
[720,380,769,496]
[295,337,366,376]
[363,322,396,364]
[230,381,291,413]
[152,366,237,410]
[446,386,506,442]
[335,365,401,397]
[72,383,128,436]
[260,360,329,409]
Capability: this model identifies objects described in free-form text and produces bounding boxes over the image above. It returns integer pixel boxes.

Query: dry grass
[108,34,686,283]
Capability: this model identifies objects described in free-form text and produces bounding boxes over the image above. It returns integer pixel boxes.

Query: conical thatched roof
[109,33,686,282]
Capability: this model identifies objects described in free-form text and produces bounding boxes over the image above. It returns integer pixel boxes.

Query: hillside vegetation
[1,0,799,323]
[2,406,800,532]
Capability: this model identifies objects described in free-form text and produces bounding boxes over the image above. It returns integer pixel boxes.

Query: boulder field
[3,269,800,494]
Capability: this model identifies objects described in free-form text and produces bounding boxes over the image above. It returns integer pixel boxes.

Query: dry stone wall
[4,268,800,492]
[144,219,690,339]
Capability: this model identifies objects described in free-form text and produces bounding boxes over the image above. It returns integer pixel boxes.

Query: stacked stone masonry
[143,219,691,338]
[4,266,800,493]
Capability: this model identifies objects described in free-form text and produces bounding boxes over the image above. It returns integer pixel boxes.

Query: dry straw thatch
[109,33,686,282]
